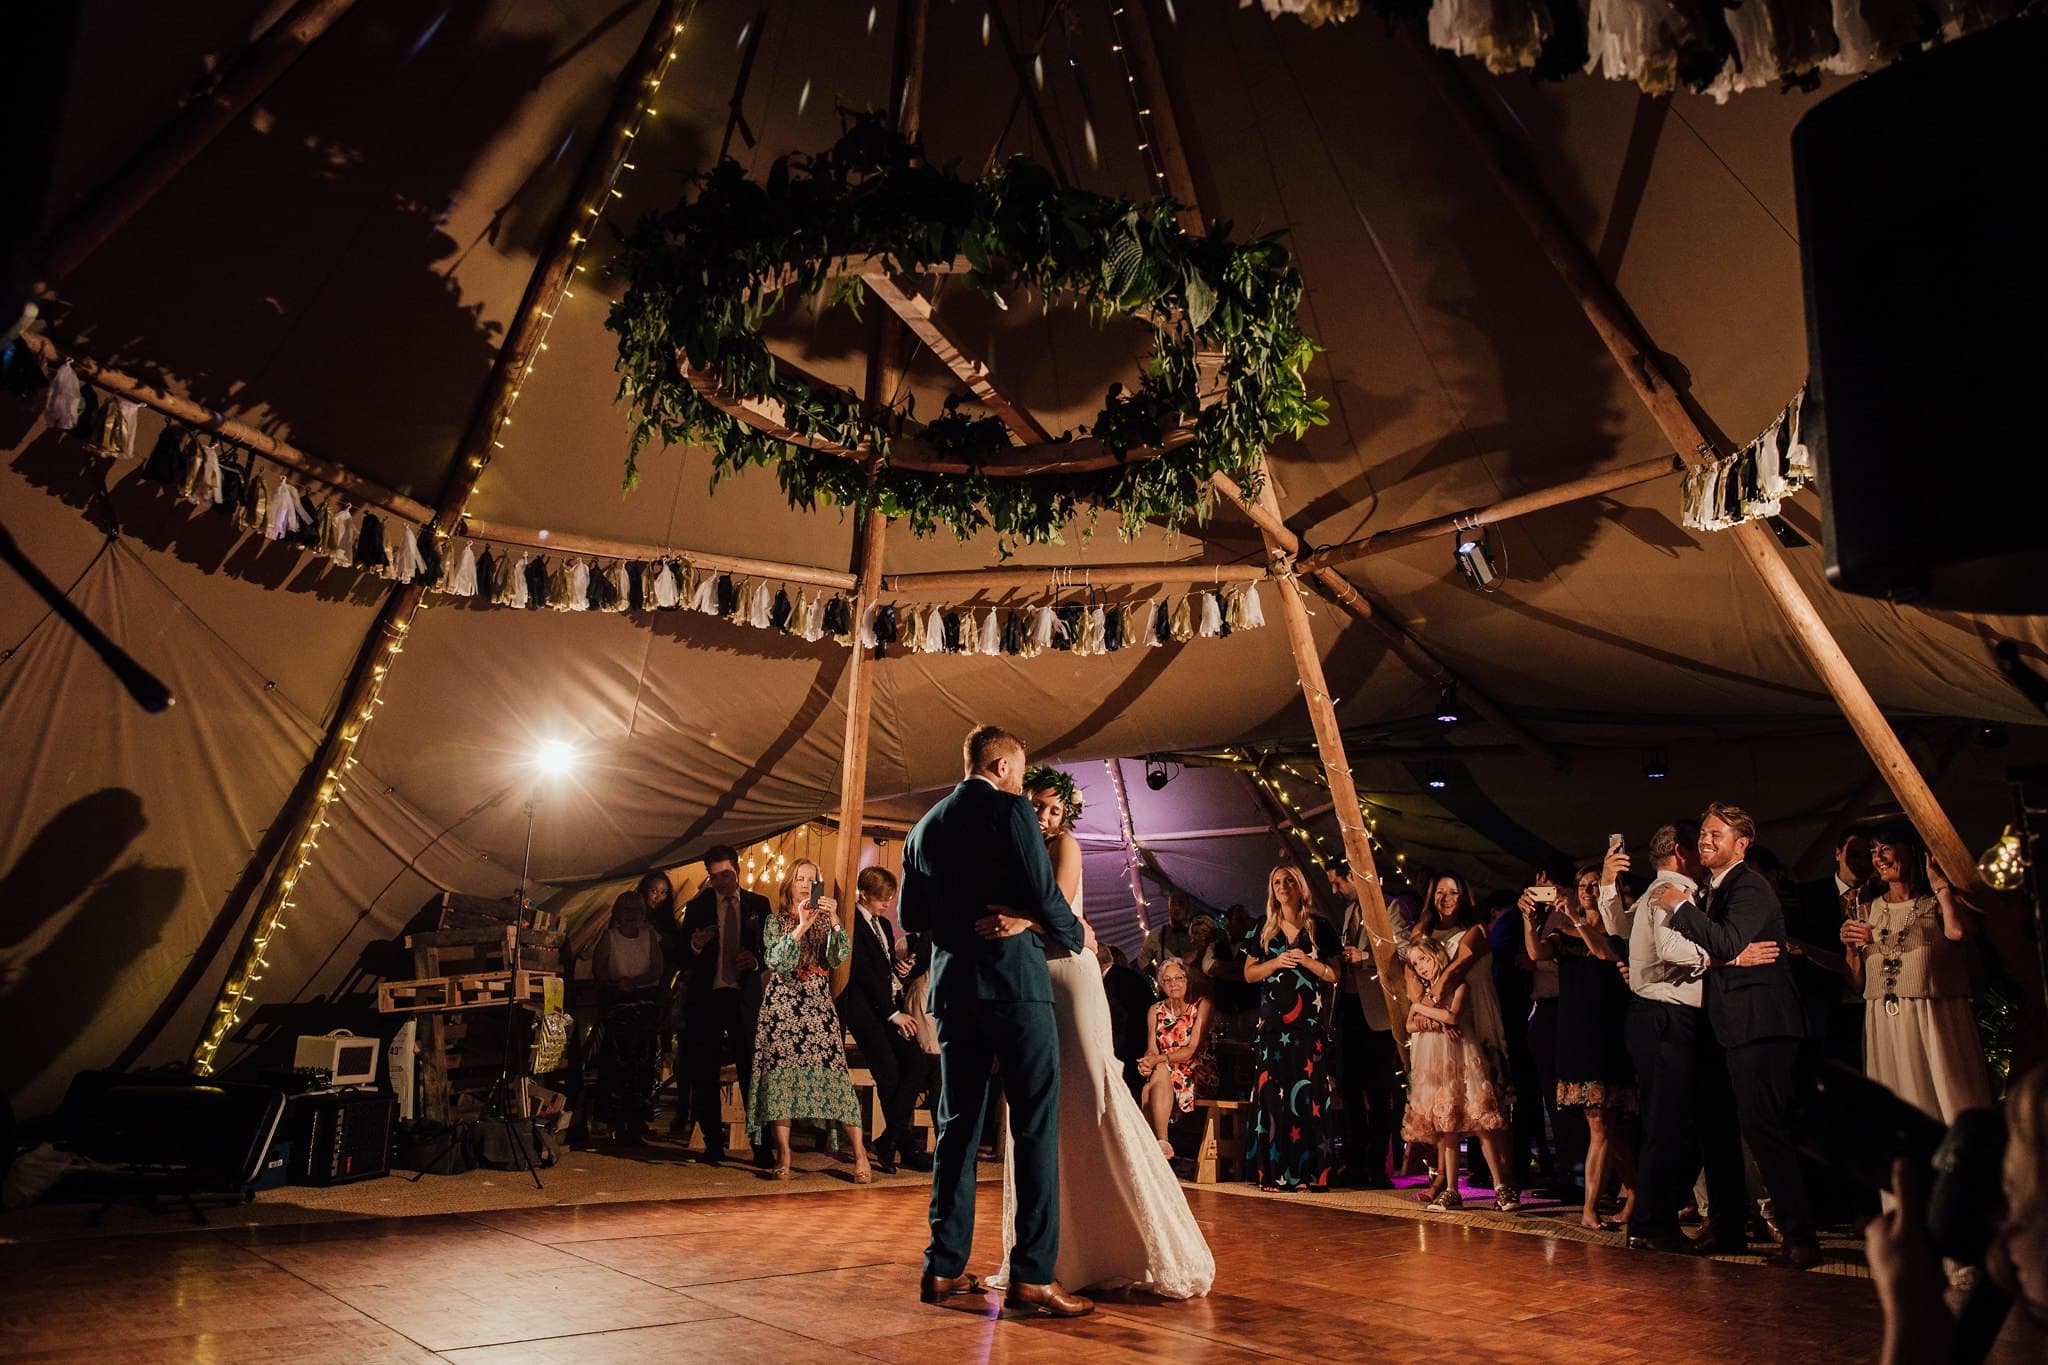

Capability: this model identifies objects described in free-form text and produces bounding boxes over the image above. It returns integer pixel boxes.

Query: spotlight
[1145,758,1172,791]
[1978,723,2010,749]
[1642,749,1668,780]
[1435,682,1460,725]
[1424,763,1448,791]
[535,739,579,777]
[1453,524,1502,592]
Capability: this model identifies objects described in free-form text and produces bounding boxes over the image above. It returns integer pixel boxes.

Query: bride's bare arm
[1050,831,1083,912]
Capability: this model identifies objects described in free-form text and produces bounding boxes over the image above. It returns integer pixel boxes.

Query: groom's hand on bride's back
[976,909,1033,939]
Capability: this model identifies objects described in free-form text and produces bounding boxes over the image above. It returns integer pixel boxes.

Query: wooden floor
[0,1182,1883,1362]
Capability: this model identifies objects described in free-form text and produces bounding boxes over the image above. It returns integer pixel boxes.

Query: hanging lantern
[1979,826,2027,892]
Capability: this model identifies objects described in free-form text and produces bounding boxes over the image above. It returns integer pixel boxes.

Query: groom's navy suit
[901,775,1084,1284]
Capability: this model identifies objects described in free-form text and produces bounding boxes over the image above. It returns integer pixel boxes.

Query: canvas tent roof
[3,0,2044,1115]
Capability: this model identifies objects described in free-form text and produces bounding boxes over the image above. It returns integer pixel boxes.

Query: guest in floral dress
[747,859,872,1181]
[1242,865,1341,1191]
[1139,958,1216,1158]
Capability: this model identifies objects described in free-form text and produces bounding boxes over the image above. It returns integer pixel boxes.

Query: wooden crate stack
[377,895,567,1122]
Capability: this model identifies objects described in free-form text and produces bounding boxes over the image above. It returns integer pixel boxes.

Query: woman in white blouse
[1841,824,1991,1123]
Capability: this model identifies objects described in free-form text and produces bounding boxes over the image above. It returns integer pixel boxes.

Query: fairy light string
[194,11,697,1075]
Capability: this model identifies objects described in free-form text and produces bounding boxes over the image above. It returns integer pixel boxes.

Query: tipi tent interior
[4,0,2045,1140]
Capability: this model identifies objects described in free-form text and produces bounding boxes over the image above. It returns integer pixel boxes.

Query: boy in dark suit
[838,865,936,1173]
[902,725,1090,1317]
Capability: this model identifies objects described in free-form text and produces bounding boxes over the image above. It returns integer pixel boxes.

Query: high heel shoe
[851,1164,874,1184]
[1416,1172,1448,1206]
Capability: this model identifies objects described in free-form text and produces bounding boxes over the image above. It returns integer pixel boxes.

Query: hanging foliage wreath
[609,113,1325,549]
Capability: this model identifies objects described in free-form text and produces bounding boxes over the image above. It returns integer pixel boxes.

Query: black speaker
[283,1091,396,1186]
[1792,17,2048,612]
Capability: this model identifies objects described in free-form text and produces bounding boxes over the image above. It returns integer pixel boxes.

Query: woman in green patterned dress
[747,859,872,1181]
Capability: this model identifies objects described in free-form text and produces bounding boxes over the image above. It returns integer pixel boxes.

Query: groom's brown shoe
[1004,1280,1095,1318]
[919,1270,985,1304]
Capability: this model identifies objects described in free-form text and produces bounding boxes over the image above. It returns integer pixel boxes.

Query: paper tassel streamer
[234,469,268,534]
[1103,604,1126,653]
[768,587,792,632]
[141,426,182,483]
[490,553,523,607]
[874,604,899,648]
[1585,0,1683,92]
[825,595,852,641]
[89,397,142,460]
[920,605,946,653]
[1197,592,1224,638]
[715,574,740,620]
[444,543,479,596]
[1135,600,1160,647]
[569,559,592,610]
[689,567,720,613]
[268,477,310,541]
[1030,605,1058,655]
[44,362,82,431]
[972,609,996,656]
[747,579,773,629]
[215,449,246,515]
[384,519,426,582]
[1428,0,1552,75]
[585,560,614,610]
[476,549,500,602]
[192,439,224,507]
[318,502,354,566]
[646,560,676,609]
[1168,595,1194,643]
[857,601,879,649]
[523,555,550,607]
[415,529,442,588]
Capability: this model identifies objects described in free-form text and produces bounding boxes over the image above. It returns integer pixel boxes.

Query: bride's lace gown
[989,907,1216,1298]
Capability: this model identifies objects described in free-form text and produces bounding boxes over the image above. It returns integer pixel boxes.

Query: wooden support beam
[1117,1,1202,234]
[458,518,856,590]
[881,560,1263,593]
[195,0,694,1069]
[41,0,360,286]
[985,0,1073,188]
[1300,453,1684,571]
[864,274,1052,444]
[1106,759,1156,927]
[834,0,925,996]
[1416,48,1981,890]
[21,331,435,523]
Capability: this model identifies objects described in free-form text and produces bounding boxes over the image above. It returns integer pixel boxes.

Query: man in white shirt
[1603,821,1777,1253]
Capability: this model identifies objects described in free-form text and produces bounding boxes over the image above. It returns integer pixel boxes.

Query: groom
[900,725,1092,1317]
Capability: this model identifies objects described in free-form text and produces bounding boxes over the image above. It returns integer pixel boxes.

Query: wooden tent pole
[1416,49,1980,890]
[41,0,360,286]
[194,0,695,1070]
[1300,453,1683,571]
[1106,759,1156,928]
[832,0,926,995]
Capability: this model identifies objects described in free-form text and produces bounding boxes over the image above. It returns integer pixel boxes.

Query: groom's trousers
[926,999,1061,1284]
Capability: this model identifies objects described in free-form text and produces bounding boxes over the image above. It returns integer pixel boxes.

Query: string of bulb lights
[194,9,698,1076]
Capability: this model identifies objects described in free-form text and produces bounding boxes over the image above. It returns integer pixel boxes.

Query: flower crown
[1022,765,1084,828]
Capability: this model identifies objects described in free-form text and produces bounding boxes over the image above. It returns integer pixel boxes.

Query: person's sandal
[852,1164,874,1184]
[1425,1186,1464,1212]
[1415,1173,1447,1206]
[1494,1188,1521,1214]
[768,1166,794,1181]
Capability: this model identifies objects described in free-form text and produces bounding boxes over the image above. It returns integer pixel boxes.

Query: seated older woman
[1138,957,1216,1159]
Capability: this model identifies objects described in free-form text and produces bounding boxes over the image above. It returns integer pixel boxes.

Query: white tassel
[747,579,773,628]
[651,560,680,608]
[321,503,354,565]
[385,521,426,582]
[45,361,83,431]
[1783,388,1814,483]
[1584,0,1679,93]
[689,567,720,613]
[1138,599,1162,647]
[1243,582,1266,630]
[267,477,306,541]
[800,591,826,642]
[1197,591,1224,638]
[921,605,946,653]
[495,554,531,608]
[444,543,479,597]
[1031,605,1058,654]
[953,610,976,654]
[568,558,591,610]
[857,601,879,649]
[101,399,143,459]
[977,609,1002,656]
[1087,604,1108,655]
[196,439,224,505]
[1703,2,1781,103]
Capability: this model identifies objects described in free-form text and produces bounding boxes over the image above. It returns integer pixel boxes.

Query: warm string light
[1106,760,1150,933]
[194,15,698,1076]
[1104,5,1171,194]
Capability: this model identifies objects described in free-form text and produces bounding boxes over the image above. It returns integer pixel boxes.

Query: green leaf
[1183,266,1217,331]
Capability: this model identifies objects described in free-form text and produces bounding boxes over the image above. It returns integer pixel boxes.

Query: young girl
[1402,936,1464,1039]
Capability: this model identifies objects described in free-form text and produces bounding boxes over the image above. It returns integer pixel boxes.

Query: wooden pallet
[439,891,562,934]
[405,925,564,976]
[376,969,560,1014]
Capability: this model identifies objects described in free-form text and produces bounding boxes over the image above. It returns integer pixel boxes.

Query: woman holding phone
[747,859,872,1181]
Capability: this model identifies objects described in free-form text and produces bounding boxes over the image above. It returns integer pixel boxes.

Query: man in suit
[1097,940,1157,1103]
[1329,860,1402,1188]
[837,865,936,1174]
[674,844,768,1165]
[901,725,1091,1317]
[1655,802,1822,1267]
[1137,891,1196,972]
[1789,829,1871,1070]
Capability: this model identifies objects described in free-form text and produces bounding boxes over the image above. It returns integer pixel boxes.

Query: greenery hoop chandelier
[609,114,1325,549]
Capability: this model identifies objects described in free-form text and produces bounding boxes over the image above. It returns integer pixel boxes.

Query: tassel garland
[43,362,82,431]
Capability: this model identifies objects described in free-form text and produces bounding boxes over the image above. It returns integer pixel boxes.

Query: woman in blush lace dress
[979,766,1215,1299]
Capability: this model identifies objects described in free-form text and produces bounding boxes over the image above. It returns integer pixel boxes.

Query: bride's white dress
[988,935,1216,1298]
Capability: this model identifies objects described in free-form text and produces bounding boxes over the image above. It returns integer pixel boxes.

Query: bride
[977,766,1215,1299]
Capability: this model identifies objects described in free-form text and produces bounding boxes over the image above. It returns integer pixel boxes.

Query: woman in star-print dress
[1241,865,1341,1191]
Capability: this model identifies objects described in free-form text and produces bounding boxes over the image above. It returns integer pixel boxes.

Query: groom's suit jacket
[900,777,1085,1016]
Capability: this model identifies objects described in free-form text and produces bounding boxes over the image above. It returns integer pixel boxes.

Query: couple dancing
[901,726,1215,1316]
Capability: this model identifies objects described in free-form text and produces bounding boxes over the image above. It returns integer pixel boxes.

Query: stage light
[1425,763,1448,791]
[1145,758,1173,791]
[1435,682,1460,724]
[535,739,579,777]
[1454,524,1502,592]
[1643,750,1668,780]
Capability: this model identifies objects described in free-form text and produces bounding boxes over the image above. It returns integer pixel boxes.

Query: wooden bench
[1189,1099,1248,1184]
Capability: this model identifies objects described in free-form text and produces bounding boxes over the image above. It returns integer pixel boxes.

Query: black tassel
[476,548,499,601]
[1530,0,1590,81]
[73,383,101,438]
[714,574,737,617]
[355,513,389,568]
[141,426,183,483]
[215,450,247,516]
[770,587,792,631]
[0,338,48,397]
[587,562,614,610]
[1055,604,1084,651]
[941,610,962,653]
[523,555,550,606]
[1153,603,1171,645]
[415,529,441,586]
[626,561,646,611]
[823,595,851,637]
[1001,611,1025,656]
[873,604,898,647]
[1103,606,1125,653]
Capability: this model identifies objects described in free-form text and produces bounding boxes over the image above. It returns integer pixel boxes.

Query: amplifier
[283,1091,396,1186]
[294,1031,380,1087]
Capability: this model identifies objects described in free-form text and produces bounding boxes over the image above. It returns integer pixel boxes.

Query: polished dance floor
[0,1181,1884,1361]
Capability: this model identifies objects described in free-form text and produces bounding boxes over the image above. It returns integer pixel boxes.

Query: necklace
[1872,897,1914,1017]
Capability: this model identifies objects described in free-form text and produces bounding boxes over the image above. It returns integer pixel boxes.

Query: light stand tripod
[473,787,550,1189]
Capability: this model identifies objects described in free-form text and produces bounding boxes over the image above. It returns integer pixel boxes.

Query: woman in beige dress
[1841,824,1991,1123]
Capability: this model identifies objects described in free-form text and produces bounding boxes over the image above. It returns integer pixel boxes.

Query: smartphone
[1526,885,1558,904]
[1608,832,1626,851]
[809,880,822,910]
